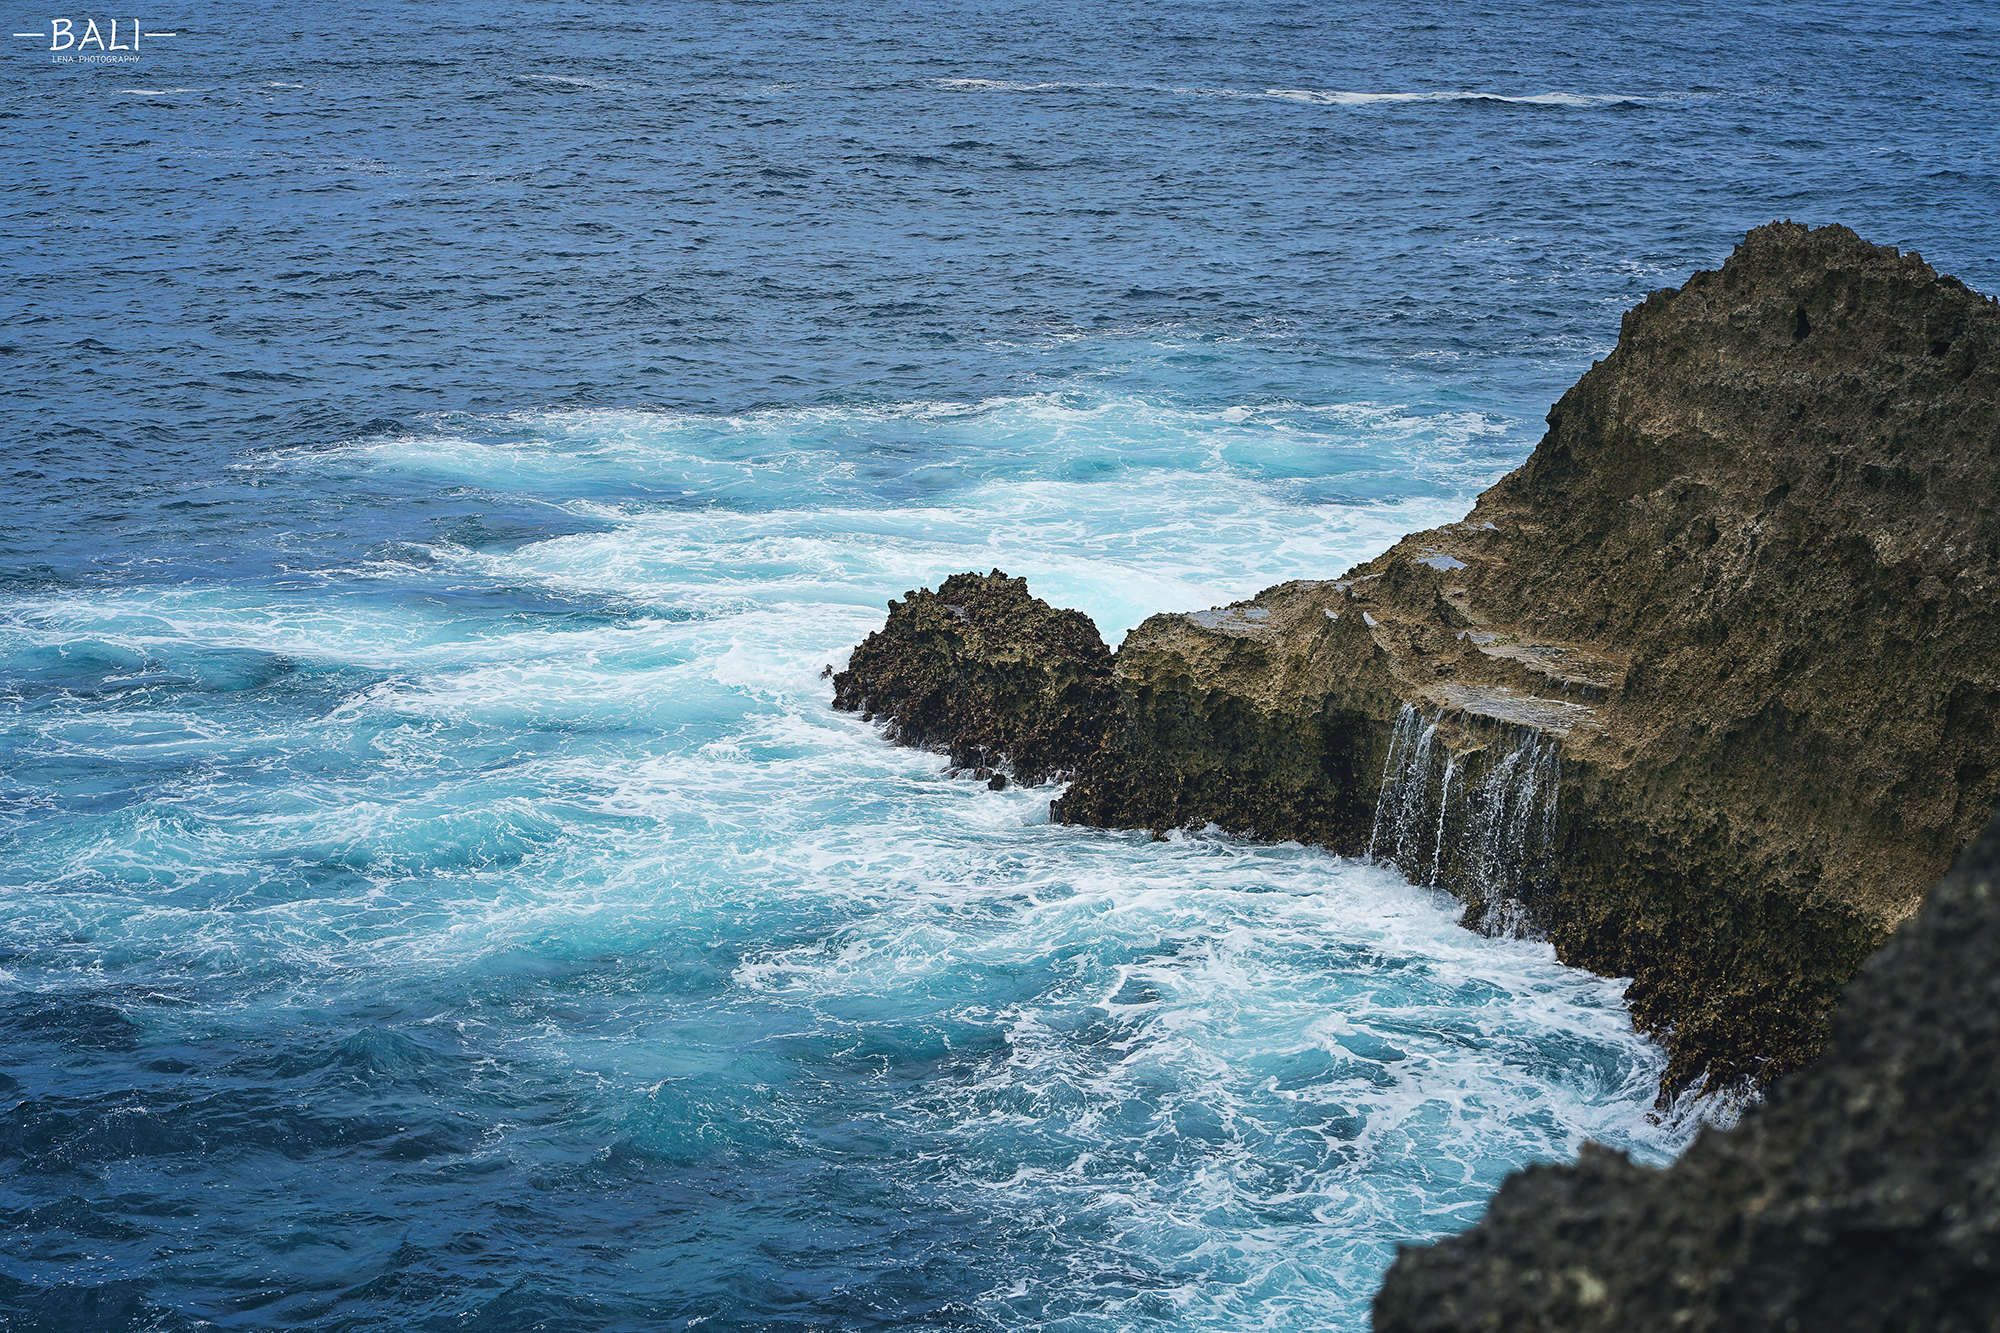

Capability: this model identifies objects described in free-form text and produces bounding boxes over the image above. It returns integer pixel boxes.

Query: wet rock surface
[1372,806,2000,1333]
[835,224,2000,1099]
[830,569,1116,785]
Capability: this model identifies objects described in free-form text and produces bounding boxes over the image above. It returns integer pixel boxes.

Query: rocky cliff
[1372,804,2000,1332]
[834,223,2000,1098]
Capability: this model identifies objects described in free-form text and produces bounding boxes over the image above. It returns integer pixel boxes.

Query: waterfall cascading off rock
[1367,705,1562,936]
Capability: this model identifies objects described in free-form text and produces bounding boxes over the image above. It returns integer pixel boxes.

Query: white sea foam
[1262,88,1653,107]
[932,75,1667,112]
[936,78,1125,93]
[243,393,1515,637]
[0,392,1668,1332]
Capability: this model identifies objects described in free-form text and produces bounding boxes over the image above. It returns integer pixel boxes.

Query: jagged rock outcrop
[1371,805,2000,1333]
[834,223,2000,1097]
[831,570,1116,787]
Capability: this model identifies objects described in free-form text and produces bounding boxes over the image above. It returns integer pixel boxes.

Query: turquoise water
[1,394,1682,1329]
[5,0,1996,1327]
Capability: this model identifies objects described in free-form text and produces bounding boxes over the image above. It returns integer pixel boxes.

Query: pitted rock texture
[1372,806,2000,1333]
[830,570,1115,786]
[1429,221,2000,1091]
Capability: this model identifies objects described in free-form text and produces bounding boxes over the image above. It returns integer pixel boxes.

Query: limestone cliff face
[1061,222,2000,1094]
[834,224,2000,1097]
[1371,806,2000,1333]
[1441,222,2000,1092]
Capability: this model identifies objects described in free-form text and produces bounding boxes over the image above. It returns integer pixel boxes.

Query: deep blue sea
[2,2,1995,1329]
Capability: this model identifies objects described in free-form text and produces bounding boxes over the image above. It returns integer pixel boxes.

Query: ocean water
[2,2,1995,1330]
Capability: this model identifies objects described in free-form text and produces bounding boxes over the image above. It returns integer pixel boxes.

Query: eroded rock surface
[835,224,2000,1097]
[831,570,1115,786]
[1372,806,2000,1333]
[1048,581,1391,849]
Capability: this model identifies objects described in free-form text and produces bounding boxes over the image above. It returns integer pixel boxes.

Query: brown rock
[1063,221,2000,1096]
[830,569,1116,785]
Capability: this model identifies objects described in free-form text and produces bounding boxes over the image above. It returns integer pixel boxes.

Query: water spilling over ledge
[1368,705,1561,939]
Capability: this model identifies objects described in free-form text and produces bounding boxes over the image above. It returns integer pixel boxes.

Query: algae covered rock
[1372,805,2000,1333]
[830,570,1115,785]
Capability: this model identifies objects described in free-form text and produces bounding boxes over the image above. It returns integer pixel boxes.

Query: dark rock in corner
[831,569,1117,785]
[1372,804,2000,1333]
